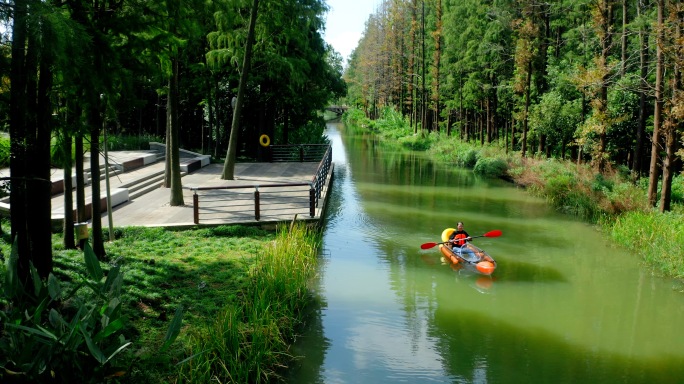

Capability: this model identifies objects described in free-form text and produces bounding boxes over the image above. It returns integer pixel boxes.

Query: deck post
[193,191,199,224]
[255,187,260,220]
[309,185,316,217]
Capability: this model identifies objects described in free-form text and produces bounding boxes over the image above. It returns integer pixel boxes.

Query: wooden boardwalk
[103,162,332,229]
[2,150,333,230]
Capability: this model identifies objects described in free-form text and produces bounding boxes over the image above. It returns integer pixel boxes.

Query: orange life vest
[453,233,468,247]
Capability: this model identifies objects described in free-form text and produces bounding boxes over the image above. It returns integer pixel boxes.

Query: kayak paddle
[420,229,502,250]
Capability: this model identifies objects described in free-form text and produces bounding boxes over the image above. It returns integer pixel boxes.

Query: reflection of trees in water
[431,308,684,383]
[284,270,328,382]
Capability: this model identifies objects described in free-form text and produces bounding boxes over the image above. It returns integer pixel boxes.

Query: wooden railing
[189,144,332,224]
[269,144,329,162]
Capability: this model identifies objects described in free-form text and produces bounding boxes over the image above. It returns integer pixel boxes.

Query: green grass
[610,211,684,278]
[0,223,322,383]
[177,223,321,383]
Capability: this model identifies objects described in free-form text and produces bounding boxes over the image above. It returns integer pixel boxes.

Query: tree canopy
[345,0,683,212]
[0,0,345,279]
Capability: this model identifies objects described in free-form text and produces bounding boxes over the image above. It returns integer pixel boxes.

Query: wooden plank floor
[0,151,332,229]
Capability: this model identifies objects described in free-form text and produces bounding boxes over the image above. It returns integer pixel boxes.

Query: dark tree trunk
[647,0,664,207]
[634,1,649,178]
[90,104,105,259]
[222,0,260,180]
[10,0,30,282]
[168,56,184,206]
[63,133,75,249]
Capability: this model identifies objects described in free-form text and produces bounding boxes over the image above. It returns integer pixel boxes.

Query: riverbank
[343,108,684,279]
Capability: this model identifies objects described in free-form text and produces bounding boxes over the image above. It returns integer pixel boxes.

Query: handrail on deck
[189,144,332,224]
[269,144,329,162]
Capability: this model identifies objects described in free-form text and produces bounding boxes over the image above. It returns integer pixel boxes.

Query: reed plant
[178,222,321,383]
[609,211,684,278]
[343,107,433,151]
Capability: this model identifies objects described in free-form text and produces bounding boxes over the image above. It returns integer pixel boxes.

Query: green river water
[285,122,684,383]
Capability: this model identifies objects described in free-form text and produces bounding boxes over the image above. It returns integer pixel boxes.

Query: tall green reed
[610,210,684,278]
[179,222,321,383]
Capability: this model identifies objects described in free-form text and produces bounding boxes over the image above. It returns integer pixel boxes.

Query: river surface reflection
[286,122,684,383]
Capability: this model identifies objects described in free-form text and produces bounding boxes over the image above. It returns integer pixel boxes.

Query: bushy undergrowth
[0,242,165,383]
[106,134,163,151]
[0,136,9,168]
[275,116,330,145]
[473,157,508,178]
[506,157,650,221]
[343,107,433,151]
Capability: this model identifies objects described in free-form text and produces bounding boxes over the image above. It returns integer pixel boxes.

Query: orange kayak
[438,228,497,275]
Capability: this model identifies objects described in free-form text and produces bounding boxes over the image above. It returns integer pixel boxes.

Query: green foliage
[527,91,582,157]
[610,210,684,278]
[0,234,186,383]
[672,174,684,204]
[433,138,479,168]
[591,173,614,193]
[178,223,321,383]
[275,116,330,145]
[0,241,132,383]
[342,107,434,150]
[473,157,508,178]
[105,134,163,151]
[0,136,9,168]
[342,108,373,131]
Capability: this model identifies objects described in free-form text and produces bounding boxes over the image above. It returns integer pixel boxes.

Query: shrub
[473,157,508,178]
[275,117,329,145]
[544,172,577,207]
[459,149,478,168]
[600,179,650,215]
[105,134,163,151]
[591,172,614,193]
[398,135,432,151]
[672,174,684,204]
[0,136,9,168]
[0,242,132,382]
[0,240,183,383]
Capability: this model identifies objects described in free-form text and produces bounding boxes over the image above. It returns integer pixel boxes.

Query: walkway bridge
[325,105,348,116]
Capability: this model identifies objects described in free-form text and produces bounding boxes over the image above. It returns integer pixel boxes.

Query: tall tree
[648,0,664,207]
[164,0,184,206]
[431,0,442,132]
[9,0,55,281]
[513,2,539,157]
[222,0,259,180]
[633,0,650,178]
[659,0,684,212]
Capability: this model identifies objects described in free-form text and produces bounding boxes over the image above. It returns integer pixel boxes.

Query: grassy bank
[344,107,684,279]
[0,222,321,383]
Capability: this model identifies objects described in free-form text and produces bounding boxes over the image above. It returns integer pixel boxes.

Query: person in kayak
[449,222,472,248]
[449,222,480,262]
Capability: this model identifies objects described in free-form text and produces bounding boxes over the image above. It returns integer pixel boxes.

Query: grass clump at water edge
[609,211,684,279]
[177,222,321,383]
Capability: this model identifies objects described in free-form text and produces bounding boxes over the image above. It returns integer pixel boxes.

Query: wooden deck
[1,150,333,230]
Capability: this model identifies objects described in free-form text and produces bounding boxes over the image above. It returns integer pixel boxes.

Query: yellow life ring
[259,134,270,147]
